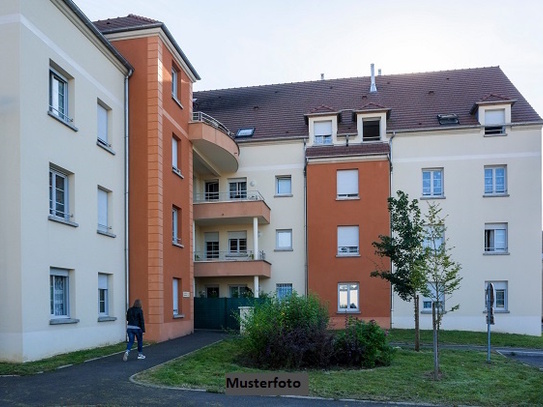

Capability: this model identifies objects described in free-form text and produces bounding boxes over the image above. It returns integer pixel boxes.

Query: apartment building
[0,0,132,362]
[93,15,200,342]
[194,66,542,335]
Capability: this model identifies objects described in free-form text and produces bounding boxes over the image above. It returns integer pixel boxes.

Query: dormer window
[484,108,505,135]
[362,118,380,141]
[314,120,333,145]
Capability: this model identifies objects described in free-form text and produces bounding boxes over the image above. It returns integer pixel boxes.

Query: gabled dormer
[305,105,340,147]
[353,103,390,142]
[470,94,516,136]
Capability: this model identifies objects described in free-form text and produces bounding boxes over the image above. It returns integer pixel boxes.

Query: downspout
[124,68,133,312]
[388,131,396,328]
[303,139,308,295]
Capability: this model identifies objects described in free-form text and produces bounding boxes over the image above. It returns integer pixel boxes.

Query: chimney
[321,73,324,80]
[370,63,377,93]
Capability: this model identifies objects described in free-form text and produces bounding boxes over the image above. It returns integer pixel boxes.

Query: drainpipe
[388,131,396,328]
[253,216,259,298]
[303,139,308,296]
[124,69,133,312]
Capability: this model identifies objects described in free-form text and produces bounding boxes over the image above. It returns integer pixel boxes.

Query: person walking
[123,299,146,361]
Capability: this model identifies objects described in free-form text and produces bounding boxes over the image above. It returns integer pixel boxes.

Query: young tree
[372,191,427,351]
[421,202,462,379]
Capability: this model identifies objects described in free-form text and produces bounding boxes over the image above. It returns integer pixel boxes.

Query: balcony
[193,190,271,226]
[194,250,271,278]
[190,112,239,175]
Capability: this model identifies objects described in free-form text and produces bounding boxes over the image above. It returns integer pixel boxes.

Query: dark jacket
[126,306,145,332]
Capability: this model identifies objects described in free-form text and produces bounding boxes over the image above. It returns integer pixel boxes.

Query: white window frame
[484,108,506,135]
[276,229,293,251]
[422,168,444,197]
[484,223,508,253]
[173,278,180,316]
[338,283,359,312]
[276,283,293,300]
[228,231,247,256]
[171,66,179,100]
[421,282,445,313]
[172,136,182,176]
[50,268,69,319]
[484,165,507,195]
[337,169,359,198]
[204,232,219,259]
[229,178,247,199]
[337,226,359,256]
[485,281,508,312]
[172,206,181,245]
[49,68,70,122]
[49,167,69,220]
[98,273,109,316]
[314,120,333,145]
[362,118,381,142]
[97,187,111,234]
[97,102,109,147]
[275,175,292,196]
[229,285,250,298]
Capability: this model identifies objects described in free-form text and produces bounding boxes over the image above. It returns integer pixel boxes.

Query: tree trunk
[432,302,439,380]
[414,294,420,352]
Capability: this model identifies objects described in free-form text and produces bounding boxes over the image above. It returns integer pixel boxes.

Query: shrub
[333,317,395,368]
[237,293,334,369]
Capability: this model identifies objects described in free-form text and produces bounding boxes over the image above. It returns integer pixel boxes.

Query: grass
[136,336,543,406]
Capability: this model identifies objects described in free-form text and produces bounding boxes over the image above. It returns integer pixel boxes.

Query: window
[236,128,255,138]
[276,176,292,196]
[49,166,69,220]
[337,169,359,198]
[230,285,250,298]
[229,178,247,199]
[173,278,180,316]
[171,66,179,101]
[50,268,69,318]
[172,206,181,245]
[49,68,71,123]
[276,229,293,250]
[422,169,444,197]
[97,102,109,147]
[314,120,332,145]
[422,282,445,313]
[338,283,359,312]
[276,283,293,300]
[228,231,247,256]
[486,281,508,311]
[97,187,111,234]
[205,232,219,259]
[337,226,359,255]
[362,119,380,141]
[484,166,507,195]
[205,180,219,201]
[172,136,181,176]
[484,223,508,253]
[423,225,444,252]
[98,274,109,316]
[484,109,505,135]
[206,286,219,298]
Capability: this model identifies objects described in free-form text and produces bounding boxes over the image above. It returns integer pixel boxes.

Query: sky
[74,0,543,117]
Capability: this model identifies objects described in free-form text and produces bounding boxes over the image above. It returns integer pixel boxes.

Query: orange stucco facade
[307,158,391,329]
[110,35,194,342]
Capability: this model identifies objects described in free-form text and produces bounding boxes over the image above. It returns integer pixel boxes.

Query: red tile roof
[193,67,541,140]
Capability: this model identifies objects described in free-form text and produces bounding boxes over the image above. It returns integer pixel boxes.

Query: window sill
[274,194,293,198]
[336,254,360,258]
[98,316,117,322]
[483,132,507,138]
[173,241,184,248]
[97,140,116,155]
[48,215,79,228]
[173,314,185,319]
[97,229,116,238]
[420,196,446,200]
[50,318,80,325]
[336,310,360,314]
[275,248,293,252]
[173,167,184,179]
[483,310,510,314]
[47,111,78,132]
[483,251,510,256]
[483,193,509,198]
[172,96,184,109]
[336,196,360,201]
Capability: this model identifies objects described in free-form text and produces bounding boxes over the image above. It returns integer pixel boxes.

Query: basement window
[437,114,459,126]
[236,127,255,138]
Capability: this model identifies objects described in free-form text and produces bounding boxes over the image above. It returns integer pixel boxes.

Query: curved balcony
[190,112,239,175]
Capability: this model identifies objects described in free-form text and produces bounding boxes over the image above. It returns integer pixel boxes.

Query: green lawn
[135,333,543,406]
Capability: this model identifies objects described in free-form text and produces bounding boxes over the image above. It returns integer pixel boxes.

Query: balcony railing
[194,190,264,204]
[194,250,266,262]
[192,111,234,138]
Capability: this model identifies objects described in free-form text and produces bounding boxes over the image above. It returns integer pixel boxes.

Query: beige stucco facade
[390,121,542,335]
[0,0,129,361]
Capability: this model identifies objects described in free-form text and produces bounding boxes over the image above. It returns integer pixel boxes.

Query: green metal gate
[194,297,267,330]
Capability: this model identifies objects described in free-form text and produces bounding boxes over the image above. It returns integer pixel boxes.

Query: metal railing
[194,250,266,262]
[192,111,234,137]
[194,190,264,203]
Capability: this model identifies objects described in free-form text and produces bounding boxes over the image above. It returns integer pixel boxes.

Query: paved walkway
[0,331,541,406]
